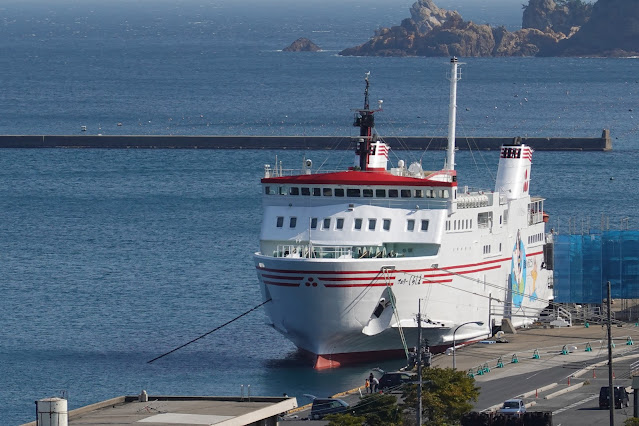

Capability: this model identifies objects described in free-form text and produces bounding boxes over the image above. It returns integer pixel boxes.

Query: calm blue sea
[1,1,638,424]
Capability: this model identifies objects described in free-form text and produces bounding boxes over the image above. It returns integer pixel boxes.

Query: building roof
[22,395,298,426]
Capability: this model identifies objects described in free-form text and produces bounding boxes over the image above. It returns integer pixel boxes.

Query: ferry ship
[254,58,553,369]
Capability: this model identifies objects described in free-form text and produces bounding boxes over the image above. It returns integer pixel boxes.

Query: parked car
[599,386,630,409]
[309,397,350,420]
[378,371,418,391]
[498,399,526,417]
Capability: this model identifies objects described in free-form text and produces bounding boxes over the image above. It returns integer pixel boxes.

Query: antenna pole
[417,300,422,425]
[446,57,459,171]
[607,280,614,426]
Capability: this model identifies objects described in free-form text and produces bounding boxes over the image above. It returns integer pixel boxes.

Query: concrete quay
[431,324,639,380]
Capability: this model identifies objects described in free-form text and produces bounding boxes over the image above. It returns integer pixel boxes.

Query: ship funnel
[354,139,389,171]
[495,137,533,200]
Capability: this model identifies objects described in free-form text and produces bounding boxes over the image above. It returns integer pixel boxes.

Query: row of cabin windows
[483,243,502,255]
[528,232,544,244]
[276,216,429,232]
[445,218,473,231]
[265,186,450,199]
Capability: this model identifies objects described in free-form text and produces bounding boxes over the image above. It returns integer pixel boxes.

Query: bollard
[512,353,519,363]
[568,376,571,386]
[593,369,597,379]
[483,363,490,373]
[561,345,569,355]
[532,349,540,359]
[627,336,634,345]
[585,342,592,352]
[585,322,589,328]
[467,369,474,378]
[496,356,504,368]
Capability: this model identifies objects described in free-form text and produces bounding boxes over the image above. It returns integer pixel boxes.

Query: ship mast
[446,57,460,171]
[354,72,376,171]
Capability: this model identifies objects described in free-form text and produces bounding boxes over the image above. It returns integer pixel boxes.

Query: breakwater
[0,130,611,150]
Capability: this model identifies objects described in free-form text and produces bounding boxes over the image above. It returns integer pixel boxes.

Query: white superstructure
[254,58,553,369]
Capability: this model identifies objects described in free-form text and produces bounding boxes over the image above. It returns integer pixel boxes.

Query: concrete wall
[0,130,612,150]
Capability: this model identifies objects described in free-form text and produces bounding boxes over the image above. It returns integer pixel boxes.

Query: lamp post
[452,321,484,370]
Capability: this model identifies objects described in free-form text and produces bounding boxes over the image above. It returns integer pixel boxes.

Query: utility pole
[607,281,614,426]
[417,300,422,426]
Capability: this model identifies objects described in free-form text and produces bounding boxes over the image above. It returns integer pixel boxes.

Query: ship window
[323,218,331,229]
[290,187,299,196]
[426,189,434,198]
[389,189,399,198]
[323,188,332,196]
[376,189,386,197]
[363,189,373,197]
[311,218,318,229]
[265,186,271,195]
[368,219,377,230]
[454,221,457,230]
[313,188,321,196]
[335,188,344,197]
[290,217,297,228]
[401,189,411,198]
[347,188,361,197]
[354,218,363,230]
[415,189,424,198]
[301,187,310,196]
[421,220,429,231]
[336,218,344,229]
[276,216,284,228]
[407,219,415,231]
[383,219,391,231]
[279,186,288,195]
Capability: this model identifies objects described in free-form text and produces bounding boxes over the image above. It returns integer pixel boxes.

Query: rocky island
[339,0,639,57]
[283,37,322,52]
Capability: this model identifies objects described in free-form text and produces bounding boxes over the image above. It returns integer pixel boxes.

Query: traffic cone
[535,389,538,399]
[568,376,571,386]
[593,369,596,379]
[613,371,616,379]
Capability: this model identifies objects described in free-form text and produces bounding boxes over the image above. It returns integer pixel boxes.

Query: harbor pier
[0,130,611,150]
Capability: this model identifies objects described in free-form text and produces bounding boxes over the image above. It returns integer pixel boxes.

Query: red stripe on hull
[263,280,300,287]
[261,274,304,280]
[319,276,395,282]
[323,283,392,288]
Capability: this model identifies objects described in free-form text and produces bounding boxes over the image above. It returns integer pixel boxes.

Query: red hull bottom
[306,344,450,370]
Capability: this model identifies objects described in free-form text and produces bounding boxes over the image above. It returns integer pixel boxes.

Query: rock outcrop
[283,38,321,52]
[339,0,638,57]
[542,0,639,56]
[522,0,592,35]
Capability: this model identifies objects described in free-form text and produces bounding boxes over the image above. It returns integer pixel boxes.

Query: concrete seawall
[0,130,611,150]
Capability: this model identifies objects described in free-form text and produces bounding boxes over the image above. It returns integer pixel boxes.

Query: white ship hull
[254,201,552,367]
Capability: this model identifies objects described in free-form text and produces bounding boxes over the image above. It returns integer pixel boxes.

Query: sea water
[1,1,638,424]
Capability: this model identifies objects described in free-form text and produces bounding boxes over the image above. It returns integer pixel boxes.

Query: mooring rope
[147,298,272,363]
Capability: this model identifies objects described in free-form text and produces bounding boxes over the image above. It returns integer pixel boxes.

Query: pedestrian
[365,378,370,393]
[368,373,374,393]
[372,376,379,393]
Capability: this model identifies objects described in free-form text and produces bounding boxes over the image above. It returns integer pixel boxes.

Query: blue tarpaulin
[553,231,639,303]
